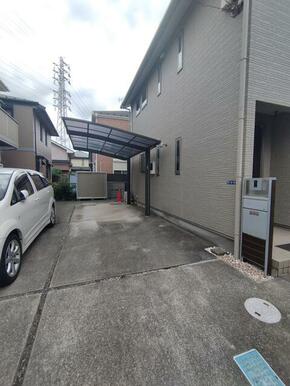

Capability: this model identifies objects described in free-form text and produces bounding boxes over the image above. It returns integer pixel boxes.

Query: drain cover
[245,298,281,324]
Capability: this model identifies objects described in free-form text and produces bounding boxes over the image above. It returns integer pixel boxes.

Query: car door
[29,174,48,225]
[39,175,53,220]
[13,173,39,247]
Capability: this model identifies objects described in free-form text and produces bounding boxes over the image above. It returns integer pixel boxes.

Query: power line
[53,57,71,146]
[0,18,94,121]
[0,57,91,120]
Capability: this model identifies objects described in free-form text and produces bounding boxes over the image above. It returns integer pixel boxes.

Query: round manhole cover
[244,298,281,324]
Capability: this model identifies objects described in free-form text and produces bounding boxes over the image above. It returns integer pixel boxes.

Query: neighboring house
[51,140,73,174]
[91,110,130,174]
[122,0,290,257]
[0,81,19,166]
[0,95,58,178]
[70,150,90,172]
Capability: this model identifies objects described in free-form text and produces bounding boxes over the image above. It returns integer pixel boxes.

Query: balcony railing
[0,107,19,149]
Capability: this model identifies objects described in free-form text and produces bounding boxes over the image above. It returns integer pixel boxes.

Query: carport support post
[145,149,150,216]
[127,158,131,205]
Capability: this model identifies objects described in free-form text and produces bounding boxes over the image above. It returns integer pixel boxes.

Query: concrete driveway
[0,202,290,386]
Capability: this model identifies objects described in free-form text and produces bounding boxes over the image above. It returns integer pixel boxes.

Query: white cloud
[0,0,170,126]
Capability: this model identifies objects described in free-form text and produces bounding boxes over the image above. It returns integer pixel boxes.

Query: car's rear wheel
[0,233,22,287]
[49,205,56,227]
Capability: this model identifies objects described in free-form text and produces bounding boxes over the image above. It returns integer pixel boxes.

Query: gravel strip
[205,247,272,283]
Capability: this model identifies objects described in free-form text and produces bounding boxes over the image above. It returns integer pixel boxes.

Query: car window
[0,173,12,201]
[11,189,20,206]
[40,176,49,187]
[30,174,45,191]
[15,174,34,196]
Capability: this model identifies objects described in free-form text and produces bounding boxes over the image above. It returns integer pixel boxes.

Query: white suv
[0,168,56,286]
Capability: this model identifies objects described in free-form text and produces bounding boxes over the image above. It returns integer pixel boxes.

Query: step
[272,246,290,277]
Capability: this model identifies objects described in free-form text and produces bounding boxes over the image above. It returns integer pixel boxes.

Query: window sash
[141,88,147,108]
[157,63,162,95]
[177,33,183,72]
[175,138,181,175]
[136,99,141,115]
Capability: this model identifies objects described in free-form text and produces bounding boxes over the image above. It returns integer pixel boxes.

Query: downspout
[234,0,252,259]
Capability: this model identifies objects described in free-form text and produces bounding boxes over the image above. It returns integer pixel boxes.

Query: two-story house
[91,110,130,174]
[0,96,58,178]
[51,140,73,174]
[0,82,19,166]
[122,0,290,262]
[70,150,90,172]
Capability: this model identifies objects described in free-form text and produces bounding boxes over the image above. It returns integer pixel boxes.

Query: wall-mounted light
[157,142,168,149]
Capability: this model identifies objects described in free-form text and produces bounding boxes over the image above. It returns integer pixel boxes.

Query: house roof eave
[121,0,193,108]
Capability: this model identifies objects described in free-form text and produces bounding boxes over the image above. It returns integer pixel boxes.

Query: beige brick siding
[244,0,290,227]
[131,2,242,238]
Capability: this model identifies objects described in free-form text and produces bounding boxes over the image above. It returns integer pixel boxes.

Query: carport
[63,117,161,216]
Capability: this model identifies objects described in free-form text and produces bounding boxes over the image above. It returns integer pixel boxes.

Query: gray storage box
[77,172,107,200]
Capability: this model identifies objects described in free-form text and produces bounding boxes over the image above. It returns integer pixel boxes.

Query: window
[40,125,43,142]
[15,174,34,196]
[157,63,162,96]
[177,32,183,72]
[141,87,147,109]
[0,173,12,201]
[175,138,181,175]
[136,99,141,116]
[45,130,48,146]
[40,176,49,187]
[11,189,19,206]
[30,174,45,191]
[135,84,148,116]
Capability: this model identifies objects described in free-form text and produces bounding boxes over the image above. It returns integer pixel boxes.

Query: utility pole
[53,57,71,146]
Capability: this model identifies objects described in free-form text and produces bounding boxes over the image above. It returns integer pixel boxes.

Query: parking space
[23,262,290,386]
[51,203,212,287]
[0,201,290,386]
[0,295,40,386]
[0,202,75,299]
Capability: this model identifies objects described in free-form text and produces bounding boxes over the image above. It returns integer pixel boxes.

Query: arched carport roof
[63,116,161,216]
[62,117,160,160]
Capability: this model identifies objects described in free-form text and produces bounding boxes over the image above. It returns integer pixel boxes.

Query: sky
[0,0,170,127]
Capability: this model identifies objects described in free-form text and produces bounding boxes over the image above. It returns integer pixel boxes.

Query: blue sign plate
[234,349,285,386]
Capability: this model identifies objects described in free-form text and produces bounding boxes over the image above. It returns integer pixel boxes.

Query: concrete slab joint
[0,202,289,386]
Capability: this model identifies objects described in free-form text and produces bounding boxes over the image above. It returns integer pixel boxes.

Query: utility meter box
[241,178,276,275]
